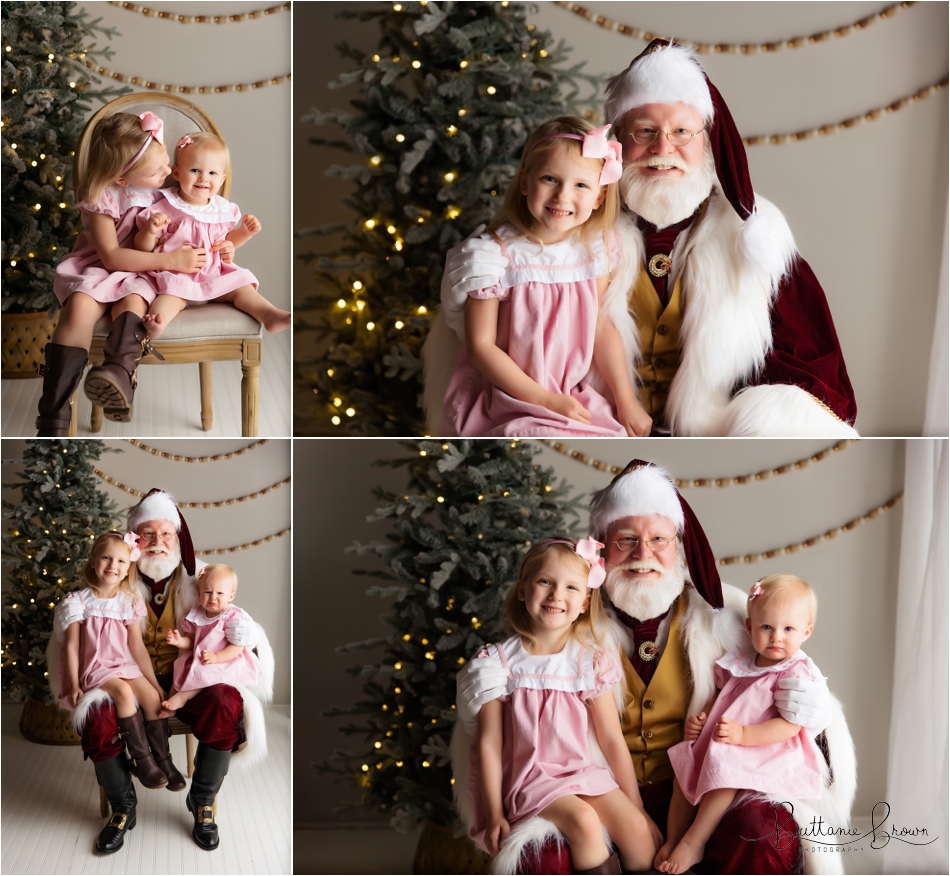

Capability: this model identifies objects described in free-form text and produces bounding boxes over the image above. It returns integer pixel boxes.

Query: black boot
[35,343,88,436]
[93,753,137,854]
[186,743,230,850]
[83,311,163,422]
[145,717,187,791]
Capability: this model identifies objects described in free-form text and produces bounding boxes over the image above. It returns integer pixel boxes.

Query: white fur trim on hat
[589,464,685,537]
[605,43,714,129]
[127,491,180,531]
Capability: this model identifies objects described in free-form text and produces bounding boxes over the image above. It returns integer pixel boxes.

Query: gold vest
[631,268,684,422]
[142,578,181,677]
[620,591,691,784]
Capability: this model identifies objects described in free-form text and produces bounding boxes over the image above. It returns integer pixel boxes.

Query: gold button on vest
[620,592,690,785]
[142,579,180,677]
[630,267,684,423]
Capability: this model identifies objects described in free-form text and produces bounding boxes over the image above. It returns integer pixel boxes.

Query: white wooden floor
[1,331,290,438]
[1,703,291,875]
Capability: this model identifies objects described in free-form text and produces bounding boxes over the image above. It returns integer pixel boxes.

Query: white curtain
[883,440,948,874]
[923,203,948,436]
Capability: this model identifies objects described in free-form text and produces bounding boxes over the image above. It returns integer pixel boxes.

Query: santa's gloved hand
[441,226,506,337]
[226,615,261,648]
[456,655,508,734]
[775,675,832,732]
[53,595,83,642]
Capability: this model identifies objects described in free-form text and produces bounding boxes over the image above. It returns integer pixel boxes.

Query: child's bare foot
[162,692,186,712]
[662,837,705,874]
[143,313,167,339]
[158,705,176,718]
[653,839,676,871]
[263,310,291,333]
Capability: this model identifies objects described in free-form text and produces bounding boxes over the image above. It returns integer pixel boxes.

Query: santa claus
[452,460,856,874]
[431,40,858,438]
[49,489,274,855]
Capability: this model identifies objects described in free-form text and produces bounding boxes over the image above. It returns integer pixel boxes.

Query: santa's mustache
[628,155,691,173]
[613,559,665,575]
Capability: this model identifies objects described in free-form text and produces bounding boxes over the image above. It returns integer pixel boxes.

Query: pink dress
[56,588,146,710]
[468,636,622,853]
[139,188,258,301]
[53,185,159,305]
[443,225,627,437]
[668,648,825,805]
[172,605,259,692]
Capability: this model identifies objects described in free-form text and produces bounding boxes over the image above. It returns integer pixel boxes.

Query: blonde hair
[748,574,818,626]
[78,112,166,205]
[503,539,608,650]
[489,116,621,247]
[174,131,230,167]
[82,532,138,597]
[198,563,238,596]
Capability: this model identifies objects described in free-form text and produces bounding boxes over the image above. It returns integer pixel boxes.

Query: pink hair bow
[177,135,194,150]
[123,531,142,563]
[121,111,166,175]
[581,124,624,186]
[575,537,606,589]
[749,580,764,599]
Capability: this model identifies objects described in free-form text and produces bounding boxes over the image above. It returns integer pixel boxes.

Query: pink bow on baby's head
[123,531,142,563]
[580,124,624,185]
[574,536,607,588]
[121,111,166,175]
[748,580,764,600]
[177,135,194,150]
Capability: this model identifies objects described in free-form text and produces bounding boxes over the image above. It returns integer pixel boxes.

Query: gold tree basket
[1,311,58,378]
[19,697,81,745]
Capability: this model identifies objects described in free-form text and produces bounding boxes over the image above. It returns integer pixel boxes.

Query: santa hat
[605,40,768,264]
[127,488,196,576]
[589,459,723,609]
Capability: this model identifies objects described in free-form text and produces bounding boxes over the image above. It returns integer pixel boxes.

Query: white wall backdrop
[294,1,949,436]
[297,438,909,839]
[77,1,291,309]
[1,438,291,703]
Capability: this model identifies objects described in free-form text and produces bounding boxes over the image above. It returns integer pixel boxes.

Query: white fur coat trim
[715,384,860,438]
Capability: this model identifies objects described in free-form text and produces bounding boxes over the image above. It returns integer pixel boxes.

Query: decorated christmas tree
[295,0,600,435]
[320,438,585,832]
[1,439,119,702]
[1,1,129,313]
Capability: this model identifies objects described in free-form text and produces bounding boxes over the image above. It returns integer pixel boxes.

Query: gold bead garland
[196,528,290,555]
[93,470,290,506]
[107,2,291,23]
[81,60,290,94]
[743,77,948,147]
[716,494,903,565]
[536,439,854,486]
[124,439,267,461]
[552,1,915,54]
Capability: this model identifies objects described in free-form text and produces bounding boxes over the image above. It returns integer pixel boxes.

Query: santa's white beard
[620,145,717,230]
[137,544,181,581]
[604,550,687,621]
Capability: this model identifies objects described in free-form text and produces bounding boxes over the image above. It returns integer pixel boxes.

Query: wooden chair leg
[68,392,78,437]
[241,339,261,437]
[99,785,109,818]
[90,404,103,433]
[186,732,196,777]
[198,361,213,431]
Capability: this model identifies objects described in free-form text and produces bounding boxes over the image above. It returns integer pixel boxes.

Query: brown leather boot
[117,711,168,790]
[83,311,163,422]
[35,343,88,436]
[575,852,621,874]
[144,717,187,791]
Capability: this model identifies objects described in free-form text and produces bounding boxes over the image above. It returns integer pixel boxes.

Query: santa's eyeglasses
[628,126,705,147]
[612,536,676,553]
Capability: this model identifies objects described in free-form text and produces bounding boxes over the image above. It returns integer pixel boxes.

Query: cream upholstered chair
[68,93,263,436]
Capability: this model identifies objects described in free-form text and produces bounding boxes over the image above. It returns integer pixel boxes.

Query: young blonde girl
[160,564,259,716]
[656,575,826,874]
[471,538,660,874]
[41,112,206,434]
[134,132,290,339]
[443,116,651,438]
[58,532,183,790]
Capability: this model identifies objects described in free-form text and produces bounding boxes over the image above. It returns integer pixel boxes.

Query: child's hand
[714,717,744,744]
[484,814,510,856]
[242,214,262,236]
[147,211,169,236]
[165,629,184,647]
[617,398,653,437]
[168,245,207,273]
[212,238,235,264]
[546,392,592,425]
[685,711,707,740]
[68,684,83,708]
[199,649,218,665]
